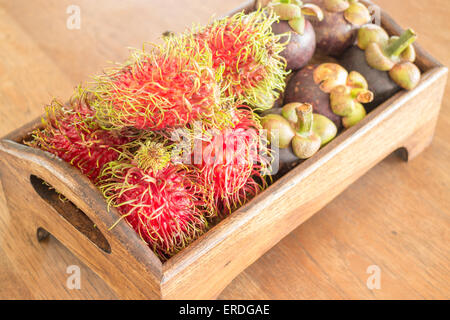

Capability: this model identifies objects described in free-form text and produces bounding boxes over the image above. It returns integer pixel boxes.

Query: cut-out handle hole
[30,175,111,254]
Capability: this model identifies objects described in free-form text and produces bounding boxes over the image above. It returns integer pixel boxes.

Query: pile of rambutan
[27,10,287,260]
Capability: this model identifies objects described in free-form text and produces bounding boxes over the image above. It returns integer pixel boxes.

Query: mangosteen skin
[339,46,401,112]
[305,0,357,57]
[272,140,302,175]
[272,20,316,71]
[278,147,302,173]
[272,95,285,109]
[261,107,282,117]
[284,65,342,129]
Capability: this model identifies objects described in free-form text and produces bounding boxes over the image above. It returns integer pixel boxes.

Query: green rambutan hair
[88,35,230,131]
[192,9,289,110]
[26,91,134,182]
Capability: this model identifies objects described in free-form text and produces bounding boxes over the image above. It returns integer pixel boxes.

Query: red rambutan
[194,107,271,217]
[194,10,289,110]
[27,95,131,182]
[98,138,209,260]
[90,36,226,131]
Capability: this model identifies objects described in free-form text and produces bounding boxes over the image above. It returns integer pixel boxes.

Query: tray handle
[30,174,111,253]
[0,138,163,298]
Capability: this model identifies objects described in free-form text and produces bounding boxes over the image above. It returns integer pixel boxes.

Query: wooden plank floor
[0,0,448,299]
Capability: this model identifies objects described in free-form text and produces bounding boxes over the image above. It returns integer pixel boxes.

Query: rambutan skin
[27,98,131,182]
[194,10,289,110]
[99,146,209,260]
[196,107,271,217]
[91,38,224,131]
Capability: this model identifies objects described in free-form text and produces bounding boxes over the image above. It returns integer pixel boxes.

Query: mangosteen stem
[294,103,313,135]
[385,29,417,58]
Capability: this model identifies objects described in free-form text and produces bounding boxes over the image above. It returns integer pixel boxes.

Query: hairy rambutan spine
[195,107,272,217]
[89,36,229,131]
[98,137,210,260]
[193,9,289,110]
[27,92,132,182]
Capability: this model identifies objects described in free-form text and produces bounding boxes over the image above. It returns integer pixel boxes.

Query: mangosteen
[269,0,324,70]
[284,63,373,129]
[284,64,341,127]
[261,102,337,171]
[304,0,371,57]
[339,47,399,111]
[339,24,421,111]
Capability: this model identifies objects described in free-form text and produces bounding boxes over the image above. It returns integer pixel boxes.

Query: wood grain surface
[0,0,449,299]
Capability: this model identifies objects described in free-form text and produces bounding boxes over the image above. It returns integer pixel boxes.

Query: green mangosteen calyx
[261,113,295,149]
[313,63,373,128]
[313,63,348,93]
[262,102,337,160]
[358,24,421,90]
[312,113,338,146]
[357,24,389,50]
[304,0,371,57]
[324,0,371,26]
[270,0,324,35]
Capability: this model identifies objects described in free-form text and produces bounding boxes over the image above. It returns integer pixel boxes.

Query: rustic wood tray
[0,0,447,299]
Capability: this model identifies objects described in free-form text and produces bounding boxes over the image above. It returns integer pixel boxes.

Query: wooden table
[0,0,448,299]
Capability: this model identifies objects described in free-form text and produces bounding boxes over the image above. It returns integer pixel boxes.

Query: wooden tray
[0,0,447,299]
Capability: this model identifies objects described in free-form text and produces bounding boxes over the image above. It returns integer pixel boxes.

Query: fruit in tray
[193,10,289,110]
[27,93,135,183]
[339,24,421,111]
[25,7,420,260]
[193,107,270,217]
[284,63,373,129]
[98,137,210,260]
[269,0,324,70]
[90,37,225,131]
[304,0,371,56]
[262,102,336,170]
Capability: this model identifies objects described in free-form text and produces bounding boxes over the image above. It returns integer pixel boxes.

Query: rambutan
[98,138,209,260]
[90,36,226,131]
[193,10,289,110]
[27,94,131,182]
[194,107,271,217]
